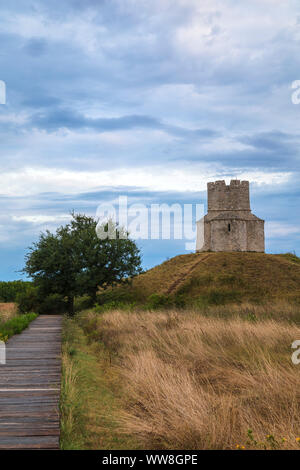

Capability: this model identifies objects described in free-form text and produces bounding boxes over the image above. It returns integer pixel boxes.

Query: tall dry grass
[0,302,17,322]
[60,351,78,438]
[80,307,300,449]
[60,317,82,448]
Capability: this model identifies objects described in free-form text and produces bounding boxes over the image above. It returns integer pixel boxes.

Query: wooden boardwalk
[0,315,62,449]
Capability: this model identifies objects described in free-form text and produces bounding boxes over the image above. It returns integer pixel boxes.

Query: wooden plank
[0,315,62,449]
[0,436,59,449]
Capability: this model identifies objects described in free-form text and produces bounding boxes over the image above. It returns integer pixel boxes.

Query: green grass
[0,312,38,342]
[60,315,141,450]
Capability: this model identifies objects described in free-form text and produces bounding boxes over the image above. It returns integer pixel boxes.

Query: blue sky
[0,0,300,280]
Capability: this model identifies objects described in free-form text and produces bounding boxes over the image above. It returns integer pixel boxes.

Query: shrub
[193,296,210,309]
[0,280,32,302]
[145,293,172,310]
[177,275,214,296]
[206,289,242,305]
[96,288,137,306]
[94,301,136,314]
[74,295,94,313]
[38,294,66,315]
[174,294,186,309]
[17,287,66,315]
[16,286,39,313]
[193,289,242,308]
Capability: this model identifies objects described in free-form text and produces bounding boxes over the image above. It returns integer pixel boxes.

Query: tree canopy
[23,213,142,315]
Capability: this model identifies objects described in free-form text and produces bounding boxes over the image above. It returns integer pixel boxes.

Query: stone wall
[207,180,250,211]
[196,218,265,252]
[246,220,265,252]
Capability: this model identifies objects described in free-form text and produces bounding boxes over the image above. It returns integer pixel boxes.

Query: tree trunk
[67,296,74,316]
[90,290,97,305]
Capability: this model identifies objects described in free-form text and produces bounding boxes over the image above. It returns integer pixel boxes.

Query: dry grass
[192,301,300,323]
[60,351,79,442]
[60,316,141,450]
[0,302,17,322]
[79,307,300,449]
[103,252,300,305]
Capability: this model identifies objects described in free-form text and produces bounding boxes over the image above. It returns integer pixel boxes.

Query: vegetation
[23,213,141,315]
[0,302,18,322]
[18,247,300,449]
[65,306,300,450]
[17,287,66,315]
[60,316,140,450]
[99,252,300,307]
[0,280,32,303]
[0,312,37,342]
[0,295,37,343]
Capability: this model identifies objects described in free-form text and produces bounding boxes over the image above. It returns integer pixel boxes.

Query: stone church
[196,180,265,252]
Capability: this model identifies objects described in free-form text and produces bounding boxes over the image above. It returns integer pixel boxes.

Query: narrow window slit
[228,223,231,232]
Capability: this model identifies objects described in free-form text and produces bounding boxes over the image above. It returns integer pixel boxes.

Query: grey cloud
[29,108,220,140]
[23,38,48,57]
[239,131,299,155]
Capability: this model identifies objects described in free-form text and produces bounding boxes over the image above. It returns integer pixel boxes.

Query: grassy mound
[97,252,300,307]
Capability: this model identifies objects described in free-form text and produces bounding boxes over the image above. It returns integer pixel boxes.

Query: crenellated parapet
[207,180,250,211]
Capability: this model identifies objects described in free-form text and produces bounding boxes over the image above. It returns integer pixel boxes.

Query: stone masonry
[196,180,265,252]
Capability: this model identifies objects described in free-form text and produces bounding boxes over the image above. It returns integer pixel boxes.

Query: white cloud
[266,221,300,237]
[12,214,71,224]
[0,166,292,197]
[0,10,106,55]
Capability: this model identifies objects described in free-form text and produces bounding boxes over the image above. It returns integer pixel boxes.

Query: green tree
[23,213,142,315]
[0,280,32,302]
[71,214,142,302]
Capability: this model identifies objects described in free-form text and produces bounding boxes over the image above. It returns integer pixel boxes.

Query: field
[0,302,17,322]
[61,252,300,450]
[62,304,300,450]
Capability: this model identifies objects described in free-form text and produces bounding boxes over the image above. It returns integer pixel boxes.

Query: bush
[38,294,66,315]
[173,294,186,309]
[17,288,66,315]
[0,280,32,302]
[194,289,242,307]
[94,301,136,314]
[16,286,39,313]
[145,293,172,310]
[96,288,137,306]
[74,295,94,313]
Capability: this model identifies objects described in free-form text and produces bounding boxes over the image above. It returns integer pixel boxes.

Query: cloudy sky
[0,0,300,280]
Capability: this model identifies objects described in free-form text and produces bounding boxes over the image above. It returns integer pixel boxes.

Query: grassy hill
[65,253,300,449]
[98,252,300,307]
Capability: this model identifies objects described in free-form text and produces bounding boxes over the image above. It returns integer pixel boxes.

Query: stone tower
[196,180,264,252]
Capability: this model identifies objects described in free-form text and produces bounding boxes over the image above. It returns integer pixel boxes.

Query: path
[166,253,212,295]
[0,315,62,449]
